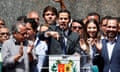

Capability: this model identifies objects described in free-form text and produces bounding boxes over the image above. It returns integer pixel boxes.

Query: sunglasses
[0,23,5,25]
[0,32,10,35]
[18,32,27,36]
[72,26,82,29]
[29,18,39,21]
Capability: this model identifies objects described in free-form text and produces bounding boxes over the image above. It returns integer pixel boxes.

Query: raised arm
[53,0,66,10]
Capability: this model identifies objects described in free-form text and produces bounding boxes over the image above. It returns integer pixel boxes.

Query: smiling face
[87,22,98,38]
[106,19,118,39]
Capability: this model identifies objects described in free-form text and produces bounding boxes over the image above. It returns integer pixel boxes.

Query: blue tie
[61,30,66,54]
[62,37,66,54]
[35,39,40,48]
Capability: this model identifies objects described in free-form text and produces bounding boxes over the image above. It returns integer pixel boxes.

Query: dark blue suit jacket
[48,25,80,55]
[101,35,120,72]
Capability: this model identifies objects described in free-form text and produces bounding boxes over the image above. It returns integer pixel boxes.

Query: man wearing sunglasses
[0,27,10,49]
[71,19,84,37]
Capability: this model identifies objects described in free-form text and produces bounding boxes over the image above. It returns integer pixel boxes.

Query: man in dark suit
[45,9,80,55]
[101,17,120,72]
[39,9,81,72]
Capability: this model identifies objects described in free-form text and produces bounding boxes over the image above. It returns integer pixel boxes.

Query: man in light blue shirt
[34,37,48,72]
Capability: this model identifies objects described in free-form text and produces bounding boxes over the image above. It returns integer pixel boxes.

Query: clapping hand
[14,42,24,62]
[27,41,34,54]
[87,38,94,46]
[95,40,102,52]
[27,41,34,61]
[19,42,24,56]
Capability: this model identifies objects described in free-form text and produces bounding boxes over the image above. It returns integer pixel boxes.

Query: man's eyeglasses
[72,26,82,29]
[0,32,10,35]
[18,32,27,36]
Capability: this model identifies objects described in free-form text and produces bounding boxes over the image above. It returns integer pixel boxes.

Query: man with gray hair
[1,22,37,72]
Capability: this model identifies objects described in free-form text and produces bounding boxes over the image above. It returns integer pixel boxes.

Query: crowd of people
[0,0,120,72]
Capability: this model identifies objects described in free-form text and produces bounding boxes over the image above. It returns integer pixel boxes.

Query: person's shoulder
[49,24,57,31]
[71,31,79,35]
[68,31,80,41]
[116,35,120,41]
[117,35,120,39]
[70,31,79,37]
[3,38,14,45]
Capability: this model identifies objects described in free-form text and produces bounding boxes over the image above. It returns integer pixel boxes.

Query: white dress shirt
[34,38,48,72]
[106,37,117,72]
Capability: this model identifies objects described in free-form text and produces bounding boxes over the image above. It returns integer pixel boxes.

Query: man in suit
[45,9,80,55]
[40,9,81,72]
[101,17,120,72]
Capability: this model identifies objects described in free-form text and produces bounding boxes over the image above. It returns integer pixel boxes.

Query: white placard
[49,55,80,72]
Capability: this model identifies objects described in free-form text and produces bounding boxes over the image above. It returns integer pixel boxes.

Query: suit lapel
[66,31,73,53]
[66,39,70,52]
[64,30,70,52]
[102,39,109,62]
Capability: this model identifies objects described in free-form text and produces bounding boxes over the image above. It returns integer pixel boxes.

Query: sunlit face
[87,22,97,38]
[101,19,107,35]
[44,11,57,25]
[106,19,118,39]
[71,22,83,35]
[0,28,10,43]
[58,12,70,30]
[26,23,35,40]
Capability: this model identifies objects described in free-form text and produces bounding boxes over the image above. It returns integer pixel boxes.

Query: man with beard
[101,17,120,72]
